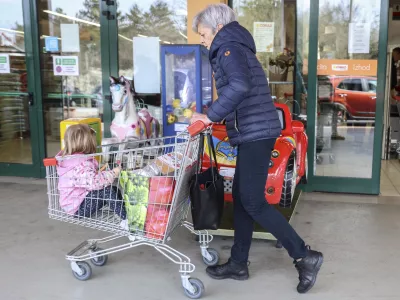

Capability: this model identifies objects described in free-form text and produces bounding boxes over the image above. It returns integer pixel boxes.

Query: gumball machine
[161,45,213,136]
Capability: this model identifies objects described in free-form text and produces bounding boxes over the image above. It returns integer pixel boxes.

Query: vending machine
[161,45,213,136]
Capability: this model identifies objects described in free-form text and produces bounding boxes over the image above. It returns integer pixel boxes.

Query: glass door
[231,0,297,111]
[0,0,43,177]
[305,0,389,194]
[105,0,189,133]
[37,0,106,157]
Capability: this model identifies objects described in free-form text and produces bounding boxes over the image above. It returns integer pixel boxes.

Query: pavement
[0,177,399,300]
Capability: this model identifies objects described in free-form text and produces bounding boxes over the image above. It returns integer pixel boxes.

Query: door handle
[370,96,377,100]
[28,92,34,106]
[338,93,347,97]
[102,10,115,20]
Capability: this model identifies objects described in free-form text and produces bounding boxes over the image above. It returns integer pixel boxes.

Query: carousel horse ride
[102,76,161,166]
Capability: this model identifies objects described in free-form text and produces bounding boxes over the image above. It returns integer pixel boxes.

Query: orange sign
[317,59,378,76]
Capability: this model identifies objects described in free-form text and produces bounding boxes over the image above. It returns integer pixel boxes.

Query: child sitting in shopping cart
[56,124,128,229]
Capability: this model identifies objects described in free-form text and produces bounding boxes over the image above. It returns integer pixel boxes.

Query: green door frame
[99,0,119,138]
[304,0,389,195]
[0,0,118,178]
[0,0,45,178]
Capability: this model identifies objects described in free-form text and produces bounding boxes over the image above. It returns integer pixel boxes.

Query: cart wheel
[275,240,283,249]
[329,155,336,164]
[183,278,205,299]
[90,248,108,267]
[202,248,219,266]
[72,261,92,281]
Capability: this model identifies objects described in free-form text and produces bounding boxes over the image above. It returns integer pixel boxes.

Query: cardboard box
[155,152,190,175]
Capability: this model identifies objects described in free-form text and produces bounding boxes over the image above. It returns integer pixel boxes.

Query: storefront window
[315,0,381,178]
[295,0,310,118]
[117,0,187,83]
[115,0,188,123]
[37,0,103,157]
[0,0,32,164]
[232,0,296,108]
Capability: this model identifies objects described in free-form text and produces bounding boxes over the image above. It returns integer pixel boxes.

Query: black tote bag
[190,132,224,230]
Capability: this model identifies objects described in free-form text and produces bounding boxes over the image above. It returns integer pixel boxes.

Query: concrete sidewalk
[0,179,399,300]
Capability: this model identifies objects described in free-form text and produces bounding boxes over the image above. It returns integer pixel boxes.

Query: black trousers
[231,138,308,263]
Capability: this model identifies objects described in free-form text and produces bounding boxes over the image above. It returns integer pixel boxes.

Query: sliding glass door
[37,0,104,157]
[305,0,389,194]
[0,0,44,177]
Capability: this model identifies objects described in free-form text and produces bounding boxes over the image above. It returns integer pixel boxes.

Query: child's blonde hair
[63,124,97,156]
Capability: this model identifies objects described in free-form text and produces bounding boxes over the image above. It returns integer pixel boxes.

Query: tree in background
[118,0,187,76]
[234,0,288,75]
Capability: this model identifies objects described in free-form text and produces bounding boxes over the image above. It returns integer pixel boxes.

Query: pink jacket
[56,153,115,214]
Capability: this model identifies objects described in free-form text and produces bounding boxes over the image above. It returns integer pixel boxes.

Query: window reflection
[296,0,310,118]
[0,1,32,164]
[38,0,103,157]
[118,0,188,81]
[0,0,25,51]
[315,0,381,178]
[117,0,188,127]
[232,0,296,110]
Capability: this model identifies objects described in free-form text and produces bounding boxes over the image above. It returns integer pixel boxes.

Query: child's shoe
[120,219,129,231]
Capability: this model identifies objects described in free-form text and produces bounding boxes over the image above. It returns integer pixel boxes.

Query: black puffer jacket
[206,21,281,146]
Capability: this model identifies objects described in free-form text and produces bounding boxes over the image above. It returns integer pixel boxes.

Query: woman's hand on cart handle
[191,112,212,126]
[188,113,213,136]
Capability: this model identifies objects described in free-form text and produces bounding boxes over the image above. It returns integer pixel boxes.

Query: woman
[191,4,323,294]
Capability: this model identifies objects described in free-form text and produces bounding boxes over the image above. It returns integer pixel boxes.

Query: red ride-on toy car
[199,103,308,208]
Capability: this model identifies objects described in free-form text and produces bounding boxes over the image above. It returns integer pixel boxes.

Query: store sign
[0,54,10,74]
[317,59,377,76]
[133,37,160,93]
[253,22,274,53]
[61,24,80,52]
[45,36,59,52]
[348,23,371,54]
[53,56,79,76]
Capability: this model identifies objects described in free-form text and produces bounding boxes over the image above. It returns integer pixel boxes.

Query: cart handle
[43,158,57,167]
[187,121,211,137]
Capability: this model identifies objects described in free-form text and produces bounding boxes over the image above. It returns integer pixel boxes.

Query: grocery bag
[119,171,150,232]
[190,132,224,230]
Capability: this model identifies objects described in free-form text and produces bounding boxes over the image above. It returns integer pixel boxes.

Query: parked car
[319,75,377,120]
[200,103,308,208]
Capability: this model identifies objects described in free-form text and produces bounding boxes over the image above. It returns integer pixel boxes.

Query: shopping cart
[43,128,219,299]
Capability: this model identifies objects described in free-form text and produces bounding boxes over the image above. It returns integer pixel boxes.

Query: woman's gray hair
[192,4,237,34]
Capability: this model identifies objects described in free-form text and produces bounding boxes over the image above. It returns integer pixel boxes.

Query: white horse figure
[102,76,160,165]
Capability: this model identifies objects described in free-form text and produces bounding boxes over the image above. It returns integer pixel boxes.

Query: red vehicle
[319,76,377,119]
[193,103,308,208]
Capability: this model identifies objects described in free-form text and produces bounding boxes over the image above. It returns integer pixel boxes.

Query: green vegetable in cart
[119,171,150,232]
